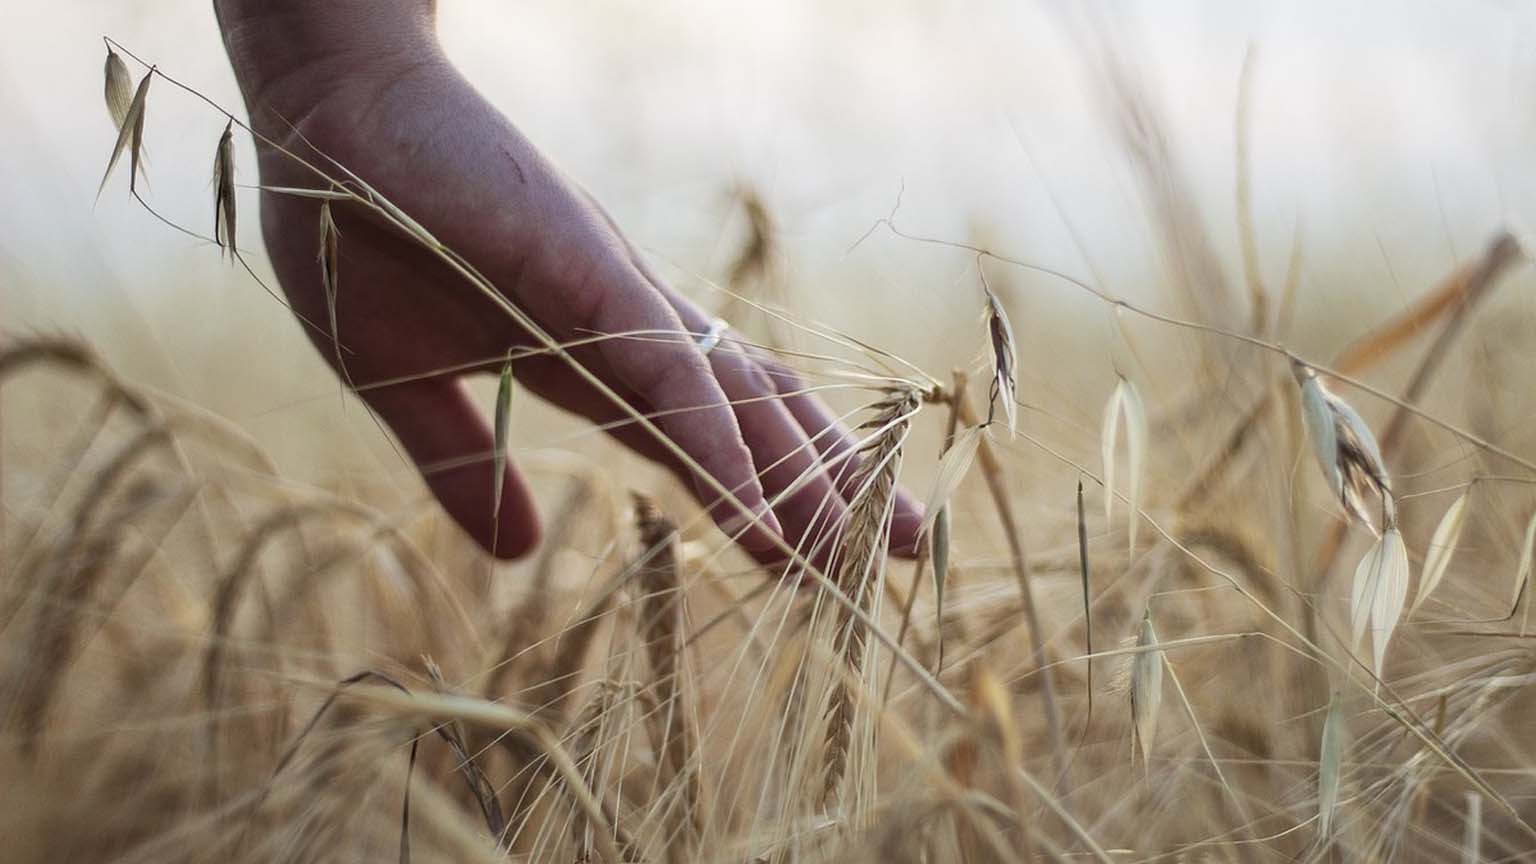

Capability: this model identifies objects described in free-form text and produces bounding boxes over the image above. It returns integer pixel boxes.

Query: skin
[212,0,921,567]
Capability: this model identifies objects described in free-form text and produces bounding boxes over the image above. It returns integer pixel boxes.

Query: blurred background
[8,5,1536,858]
[5,0,1536,536]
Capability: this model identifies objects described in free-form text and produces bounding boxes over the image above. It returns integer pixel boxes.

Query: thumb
[361,377,540,560]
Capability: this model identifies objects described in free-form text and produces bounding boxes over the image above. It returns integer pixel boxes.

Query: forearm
[213,0,440,126]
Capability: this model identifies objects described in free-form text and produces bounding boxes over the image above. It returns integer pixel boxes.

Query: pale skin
[213,0,921,566]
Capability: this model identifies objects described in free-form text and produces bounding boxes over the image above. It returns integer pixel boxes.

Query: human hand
[215,0,922,566]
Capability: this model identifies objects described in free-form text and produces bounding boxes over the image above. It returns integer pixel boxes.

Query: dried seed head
[920,424,983,538]
[1317,691,1344,842]
[931,503,950,669]
[213,120,237,258]
[318,201,342,361]
[1101,375,1148,556]
[1350,526,1409,680]
[1130,612,1163,772]
[1412,485,1471,616]
[98,67,153,198]
[984,288,1018,437]
[103,48,132,130]
[492,355,515,541]
[1295,361,1395,534]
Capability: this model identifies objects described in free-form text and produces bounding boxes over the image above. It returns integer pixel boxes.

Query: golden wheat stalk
[633,495,700,858]
[820,387,919,810]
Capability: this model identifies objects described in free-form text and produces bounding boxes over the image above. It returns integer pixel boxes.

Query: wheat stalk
[820,386,919,811]
[633,495,700,859]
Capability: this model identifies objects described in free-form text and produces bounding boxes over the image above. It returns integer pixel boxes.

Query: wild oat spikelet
[821,386,920,809]
[1412,484,1472,616]
[920,424,983,538]
[212,120,237,258]
[1130,612,1163,774]
[984,288,1019,437]
[1101,374,1148,555]
[98,66,152,198]
[318,201,343,364]
[1317,692,1344,842]
[103,47,132,130]
[1294,361,1410,677]
[491,356,514,548]
[1293,359,1395,534]
[1351,526,1409,680]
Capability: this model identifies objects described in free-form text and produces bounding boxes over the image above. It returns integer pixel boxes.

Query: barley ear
[103,47,132,130]
[213,120,237,258]
[1412,485,1471,616]
[1317,691,1344,842]
[1130,612,1163,774]
[98,67,152,199]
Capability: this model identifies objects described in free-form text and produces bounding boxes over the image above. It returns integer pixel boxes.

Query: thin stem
[955,392,1066,779]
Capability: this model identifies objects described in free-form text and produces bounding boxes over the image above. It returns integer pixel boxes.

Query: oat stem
[955,392,1066,778]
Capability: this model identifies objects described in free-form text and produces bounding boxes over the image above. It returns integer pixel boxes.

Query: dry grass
[6,35,1536,864]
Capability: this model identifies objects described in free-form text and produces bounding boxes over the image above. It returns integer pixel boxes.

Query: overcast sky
[4,0,1534,393]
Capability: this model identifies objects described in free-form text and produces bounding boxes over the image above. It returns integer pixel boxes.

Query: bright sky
[3,0,1534,396]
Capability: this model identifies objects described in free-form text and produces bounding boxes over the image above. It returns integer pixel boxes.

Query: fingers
[361,377,540,560]
[702,342,851,570]
[621,239,922,562]
[571,255,784,556]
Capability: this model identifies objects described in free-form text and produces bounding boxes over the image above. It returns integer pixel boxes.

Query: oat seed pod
[1350,526,1409,680]
[1293,360,1395,534]
[103,47,132,130]
[984,288,1018,437]
[1317,691,1344,842]
[1130,612,1163,772]
[98,66,153,198]
[492,356,515,535]
[212,120,237,257]
[1101,374,1147,556]
[1412,484,1472,616]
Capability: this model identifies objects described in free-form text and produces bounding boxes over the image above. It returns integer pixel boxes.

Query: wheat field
[6,5,1536,862]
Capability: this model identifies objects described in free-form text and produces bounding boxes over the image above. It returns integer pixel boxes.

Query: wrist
[214,0,441,131]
